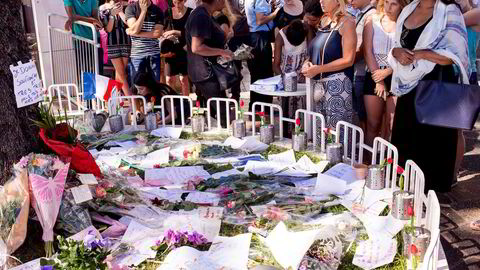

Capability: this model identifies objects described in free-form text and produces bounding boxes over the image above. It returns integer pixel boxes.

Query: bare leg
[111,57,131,96]
[166,75,177,90]
[383,95,397,141]
[179,75,190,97]
[364,95,385,146]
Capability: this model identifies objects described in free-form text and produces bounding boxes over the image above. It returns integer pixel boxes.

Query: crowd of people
[64,0,480,196]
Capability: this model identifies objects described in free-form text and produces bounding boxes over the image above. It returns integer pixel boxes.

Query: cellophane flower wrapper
[28,154,70,244]
[56,189,93,235]
[89,177,145,210]
[0,155,30,254]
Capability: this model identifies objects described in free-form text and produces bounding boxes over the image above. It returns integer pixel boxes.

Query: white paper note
[150,127,183,139]
[204,233,252,270]
[77,173,98,185]
[186,191,220,206]
[196,207,224,219]
[96,155,122,168]
[71,185,93,204]
[139,147,170,168]
[324,163,357,184]
[265,222,321,270]
[144,166,211,187]
[211,168,244,179]
[268,149,296,165]
[9,258,41,270]
[138,187,185,201]
[360,214,406,240]
[114,140,139,150]
[10,60,43,108]
[294,155,329,174]
[314,174,347,195]
[353,237,398,269]
[163,215,221,241]
[157,246,205,270]
[223,136,268,152]
[68,225,102,241]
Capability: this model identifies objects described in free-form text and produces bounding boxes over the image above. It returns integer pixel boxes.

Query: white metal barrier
[47,84,83,116]
[372,137,399,189]
[107,95,147,126]
[250,102,284,139]
[47,13,100,92]
[160,95,193,128]
[421,190,441,270]
[295,109,326,152]
[207,98,239,131]
[335,121,365,165]
[404,160,426,224]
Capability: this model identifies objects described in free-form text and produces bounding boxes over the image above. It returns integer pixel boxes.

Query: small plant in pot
[402,206,431,269]
[391,166,415,220]
[258,111,274,144]
[109,102,125,133]
[232,100,246,138]
[191,100,205,134]
[324,128,342,164]
[292,118,307,151]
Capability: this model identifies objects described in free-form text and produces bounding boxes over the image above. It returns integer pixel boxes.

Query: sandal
[470,219,480,231]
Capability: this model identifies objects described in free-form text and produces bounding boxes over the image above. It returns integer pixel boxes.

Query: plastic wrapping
[0,157,30,255]
[57,189,92,234]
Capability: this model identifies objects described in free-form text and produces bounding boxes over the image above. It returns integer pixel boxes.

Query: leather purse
[414,72,480,130]
[206,58,242,91]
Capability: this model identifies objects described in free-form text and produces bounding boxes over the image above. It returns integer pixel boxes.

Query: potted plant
[292,117,307,151]
[232,100,246,138]
[402,207,431,269]
[392,166,415,219]
[365,158,392,190]
[108,101,124,133]
[325,128,342,164]
[192,100,205,133]
[258,111,274,144]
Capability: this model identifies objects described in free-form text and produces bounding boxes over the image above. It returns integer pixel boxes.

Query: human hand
[221,49,234,61]
[91,18,103,30]
[140,0,151,12]
[375,82,386,100]
[372,69,390,83]
[126,28,133,35]
[273,7,280,16]
[301,65,320,78]
[111,3,122,16]
[392,48,414,66]
[302,61,313,70]
[65,18,73,31]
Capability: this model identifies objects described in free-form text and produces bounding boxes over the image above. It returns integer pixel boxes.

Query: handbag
[414,69,480,130]
[206,58,243,91]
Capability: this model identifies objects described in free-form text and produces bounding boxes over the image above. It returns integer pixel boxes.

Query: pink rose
[96,186,107,198]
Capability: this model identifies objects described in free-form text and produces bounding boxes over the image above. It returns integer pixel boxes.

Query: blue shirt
[245,0,274,32]
[64,0,99,40]
[467,27,478,74]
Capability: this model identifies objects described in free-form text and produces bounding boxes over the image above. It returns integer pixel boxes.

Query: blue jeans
[130,54,161,85]
[353,75,366,121]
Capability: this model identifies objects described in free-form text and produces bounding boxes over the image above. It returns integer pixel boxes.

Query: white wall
[32,0,68,87]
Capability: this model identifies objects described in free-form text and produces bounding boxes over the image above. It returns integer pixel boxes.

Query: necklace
[78,0,87,4]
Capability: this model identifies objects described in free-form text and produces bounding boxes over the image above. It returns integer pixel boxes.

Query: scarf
[387,0,470,96]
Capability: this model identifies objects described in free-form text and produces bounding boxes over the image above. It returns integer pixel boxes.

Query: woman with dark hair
[303,0,323,42]
[132,71,191,125]
[388,0,469,192]
[185,0,234,127]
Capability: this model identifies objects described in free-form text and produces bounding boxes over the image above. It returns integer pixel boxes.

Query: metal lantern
[326,143,342,164]
[83,109,95,128]
[109,115,124,133]
[232,119,246,138]
[392,190,415,220]
[92,112,107,132]
[260,125,275,144]
[402,227,431,263]
[366,165,386,190]
[145,112,157,131]
[284,72,298,92]
[191,114,205,133]
[292,132,307,151]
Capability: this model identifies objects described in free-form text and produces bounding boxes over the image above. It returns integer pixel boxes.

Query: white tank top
[278,29,308,74]
[371,15,395,68]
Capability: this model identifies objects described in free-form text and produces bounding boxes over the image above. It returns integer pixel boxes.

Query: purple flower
[83,230,109,250]
[188,231,207,246]
[164,229,175,242]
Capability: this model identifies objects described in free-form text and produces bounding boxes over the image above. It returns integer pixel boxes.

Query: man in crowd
[126,0,165,83]
[351,0,376,131]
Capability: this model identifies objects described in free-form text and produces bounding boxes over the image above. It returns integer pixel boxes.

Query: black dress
[164,7,192,76]
[391,18,458,193]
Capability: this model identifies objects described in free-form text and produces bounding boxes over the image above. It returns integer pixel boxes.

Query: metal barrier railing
[107,95,147,126]
[250,102,284,139]
[207,98,239,131]
[160,95,193,128]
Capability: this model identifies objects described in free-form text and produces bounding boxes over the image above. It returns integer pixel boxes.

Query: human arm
[191,36,233,59]
[391,47,414,66]
[254,0,280,26]
[163,30,182,38]
[127,24,164,38]
[413,49,454,66]
[301,17,357,78]
[273,33,284,75]
[64,5,103,30]
[126,0,149,34]
[464,8,480,30]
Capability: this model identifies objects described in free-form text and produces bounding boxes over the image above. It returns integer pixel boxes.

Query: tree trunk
[0,0,40,184]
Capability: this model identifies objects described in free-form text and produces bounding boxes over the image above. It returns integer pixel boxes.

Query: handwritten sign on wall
[10,60,43,108]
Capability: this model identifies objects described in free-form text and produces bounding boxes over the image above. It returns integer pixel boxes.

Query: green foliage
[0,200,21,241]
[54,236,108,270]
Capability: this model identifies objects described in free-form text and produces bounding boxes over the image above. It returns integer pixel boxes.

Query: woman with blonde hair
[362,0,408,145]
[301,0,357,131]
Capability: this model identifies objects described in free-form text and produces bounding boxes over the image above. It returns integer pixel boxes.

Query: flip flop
[470,219,480,231]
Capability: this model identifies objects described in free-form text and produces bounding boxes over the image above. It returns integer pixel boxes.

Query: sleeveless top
[308,22,354,81]
[172,7,193,48]
[371,15,395,69]
[278,29,307,74]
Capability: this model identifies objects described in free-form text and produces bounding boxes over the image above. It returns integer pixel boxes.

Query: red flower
[183,149,190,159]
[410,244,418,254]
[95,186,107,198]
[240,100,244,108]
[256,111,265,117]
[296,118,301,126]
[324,128,331,135]
[227,201,236,208]
[387,158,393,164]
[407,206,414,216]
[154,164,161,168]
[196,100,200,108]
[151,96,156,104]
[397,166,404,174]
[50,123,77,142]
[119,101,124,107]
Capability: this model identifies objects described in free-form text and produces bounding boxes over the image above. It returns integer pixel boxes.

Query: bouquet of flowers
[28,154,70,257]
[151,230,211,261]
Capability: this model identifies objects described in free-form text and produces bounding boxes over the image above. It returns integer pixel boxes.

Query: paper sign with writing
[10,60,43,108]
[9,258,41,270]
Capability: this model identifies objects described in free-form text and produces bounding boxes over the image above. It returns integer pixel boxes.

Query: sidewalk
[438,119,480,269]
